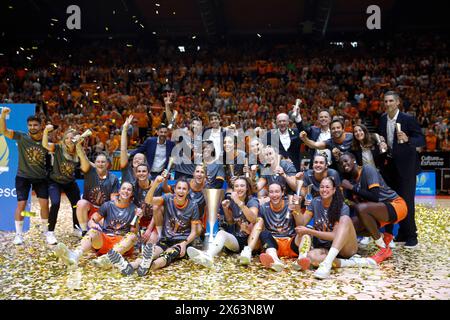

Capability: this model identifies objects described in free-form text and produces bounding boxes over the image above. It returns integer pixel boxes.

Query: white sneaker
[72,228,83,238]
[91,255,113,270]
[314,262,331,279]
[187,247,214,268]
[13,234,23,245]
[239,246,252,265]
[55,243,79,267]
[199,252,214,268]
[187,247,202,261]
[348,255,378,268]
[190,250,214,268]
[46,231,58,245]
[359,237,371,247]
[270,260,285,272]
[388,240,396,248]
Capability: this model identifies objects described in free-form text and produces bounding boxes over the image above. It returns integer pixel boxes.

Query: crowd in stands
[0,33,448,158]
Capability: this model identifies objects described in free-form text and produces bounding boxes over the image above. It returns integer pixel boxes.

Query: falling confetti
[0,199,448,300]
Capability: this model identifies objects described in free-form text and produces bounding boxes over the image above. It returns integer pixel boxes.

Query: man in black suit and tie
[378,91,425,249]
[265,104,303,171]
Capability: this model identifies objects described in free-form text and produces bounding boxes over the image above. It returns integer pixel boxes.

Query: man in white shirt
[131,124,175,180]
[297,109,332,168]
[265,102,304,171]
[202,112,225,162]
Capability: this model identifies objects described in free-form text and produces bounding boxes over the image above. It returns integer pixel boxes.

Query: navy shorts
[15,176,49,201]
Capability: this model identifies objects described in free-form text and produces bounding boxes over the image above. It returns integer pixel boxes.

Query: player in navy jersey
[133,163,164,245]
[257,145,297,194]
[243,181,304,272]
[187,165,207,240]
[187,177,259,267]
[42,125,81,244]
[120,115,147,185]
[294,177,376,279]
[117,177,201,276]
[54,181,142,275]
[299,153,341,199]
[75,145,119,236]
[339,152,408,265]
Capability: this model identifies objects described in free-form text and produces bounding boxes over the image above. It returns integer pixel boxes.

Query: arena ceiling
[1,0,448,41]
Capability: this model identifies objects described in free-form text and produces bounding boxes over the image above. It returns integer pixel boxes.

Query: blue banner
[0,104,36,231]
[415,171,436,196]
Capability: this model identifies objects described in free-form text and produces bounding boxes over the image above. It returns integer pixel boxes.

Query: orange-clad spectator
[150,109,163,134]
[440,137,450,151]
[110,109,124,127]
[344,119,353,133]
[133,106,149,140]
[97,125,110,144]
[425,129,438,151]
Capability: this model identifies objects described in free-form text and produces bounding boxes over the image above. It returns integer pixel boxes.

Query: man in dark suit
[131,124,175,179]
[378,91,425,249]
[296,109,332,168]
[265,106,303,171]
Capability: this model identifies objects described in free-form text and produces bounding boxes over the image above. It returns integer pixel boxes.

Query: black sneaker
[137,243,155,277]
[394,235,407,243]
[404,238,418,249]
[107,249,135,276]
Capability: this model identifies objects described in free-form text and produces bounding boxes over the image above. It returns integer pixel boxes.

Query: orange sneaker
[370,246,392,264]
[259,253,285,272]
[292,256,311,271]
[383,233,394,247]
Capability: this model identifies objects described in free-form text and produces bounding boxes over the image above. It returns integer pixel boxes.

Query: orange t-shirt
[133,112,149,128]
[426,135,437,151]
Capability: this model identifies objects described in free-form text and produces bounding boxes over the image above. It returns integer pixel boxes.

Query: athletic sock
[323,247,340,267]
[266,248,282,263]
[15,221,24,234]
[338,258,356,268]
[374,236,386,248]
[156,226,162,237]
[41,219,48,233]
[80,223,88,232]
[207,234,225,257]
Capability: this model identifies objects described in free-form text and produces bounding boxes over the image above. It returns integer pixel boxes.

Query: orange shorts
[88,205,99,219]
[96,233,134,257]
[275,237,298,258]
[380,197,408,228]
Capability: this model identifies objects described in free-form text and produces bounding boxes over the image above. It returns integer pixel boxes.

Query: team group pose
[0,90,426,280]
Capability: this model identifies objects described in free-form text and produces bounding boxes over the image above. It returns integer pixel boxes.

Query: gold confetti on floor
[0,197,449,300]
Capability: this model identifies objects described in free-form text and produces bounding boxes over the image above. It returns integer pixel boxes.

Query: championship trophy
[168,110,178,130]
[163,157,175,179]
[291,98,302,119]
[295,180,304,204]
[228,164,235,178]
[72,129,92,143]
[244,158,250,178]
[203,188,224,248]
[396,123,404,144]
[374,133,387,153]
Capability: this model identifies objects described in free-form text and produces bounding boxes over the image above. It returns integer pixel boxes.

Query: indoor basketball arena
[0,0,448,303]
